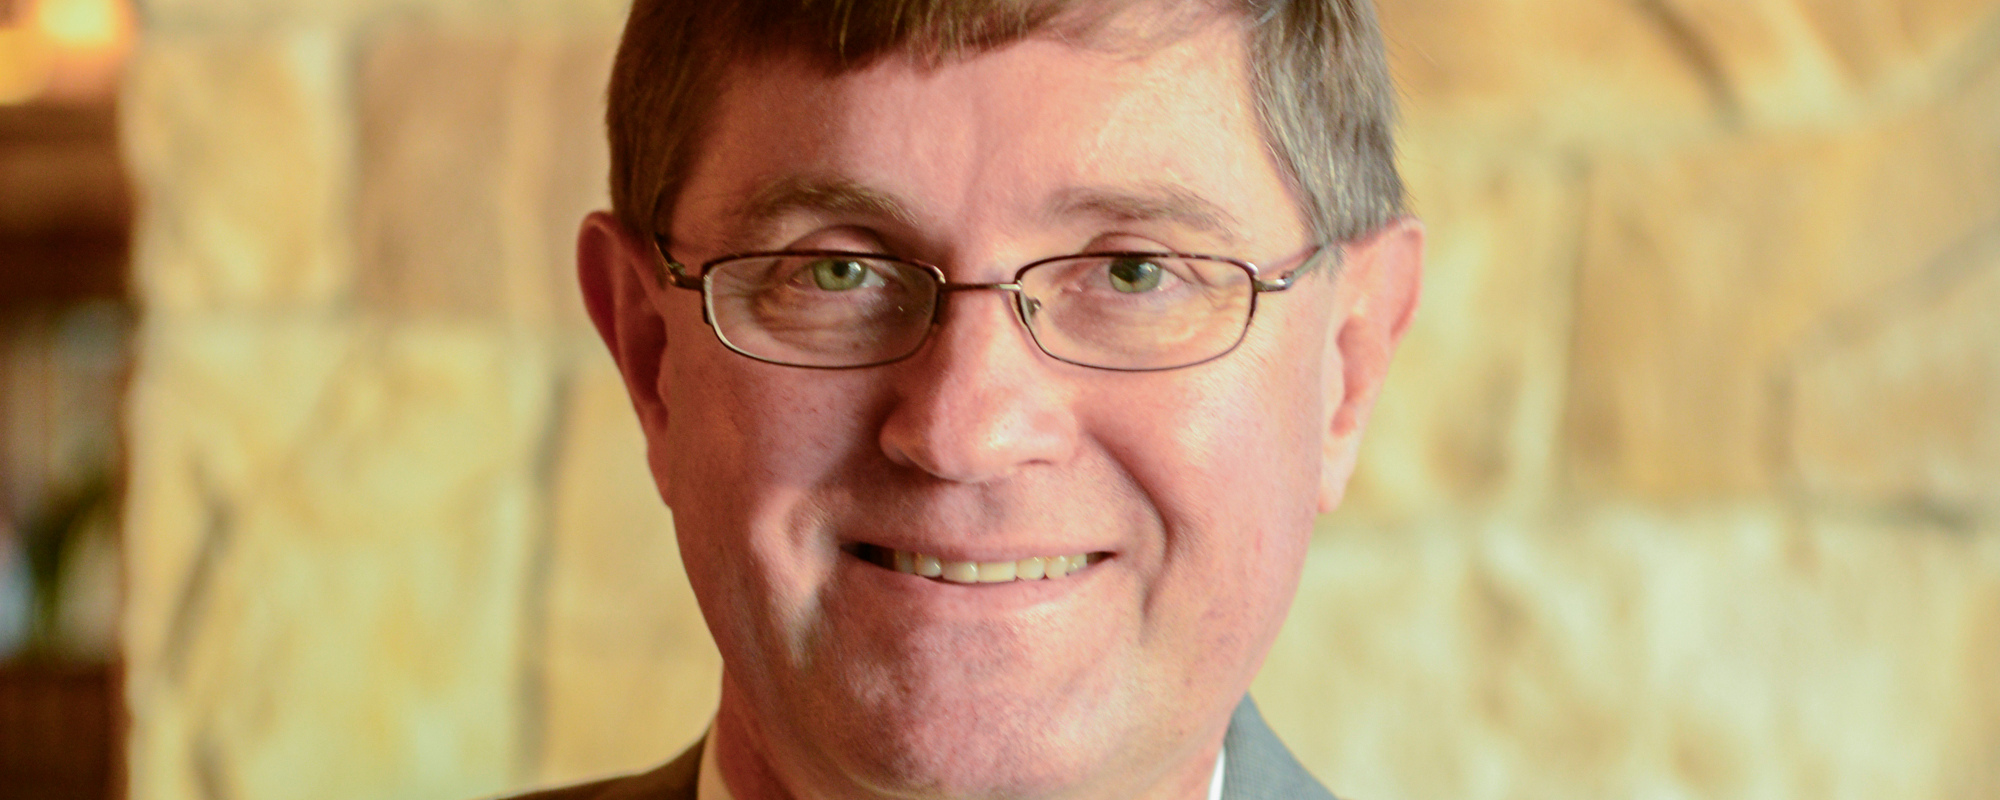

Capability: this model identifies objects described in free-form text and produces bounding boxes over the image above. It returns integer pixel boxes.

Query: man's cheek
[1145,367,1312,476]
[668,369,853,488]
[674,497,823,673]
[734,374,889,472]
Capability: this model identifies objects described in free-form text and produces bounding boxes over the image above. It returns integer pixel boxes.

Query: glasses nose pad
[1019,295,1043,325]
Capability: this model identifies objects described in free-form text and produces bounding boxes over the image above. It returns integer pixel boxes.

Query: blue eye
[810,258,872,290]
[1106,258,1165,293]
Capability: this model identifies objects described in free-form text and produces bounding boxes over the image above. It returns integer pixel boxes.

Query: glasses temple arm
[1253,244,1342,293]
[1253,273,1296,293]
[650,234,705,290]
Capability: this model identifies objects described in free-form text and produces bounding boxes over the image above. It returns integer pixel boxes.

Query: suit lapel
[1220,697,1338,800]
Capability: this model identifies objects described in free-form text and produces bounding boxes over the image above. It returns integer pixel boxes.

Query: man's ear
[1318,216,1424,514]
[577,210,674,494]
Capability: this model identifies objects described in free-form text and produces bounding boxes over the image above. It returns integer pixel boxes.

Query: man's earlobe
[1318,216,1424,514]
[577,211,674,478]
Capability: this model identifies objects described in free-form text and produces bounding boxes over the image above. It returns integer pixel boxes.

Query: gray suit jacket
[505,698,1336,800]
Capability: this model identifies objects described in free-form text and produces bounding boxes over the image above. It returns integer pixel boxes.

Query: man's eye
[810,258,873,290]
[1106,258,1165,293]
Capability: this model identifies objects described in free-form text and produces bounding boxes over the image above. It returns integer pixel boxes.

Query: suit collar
[1220,697,1339,800]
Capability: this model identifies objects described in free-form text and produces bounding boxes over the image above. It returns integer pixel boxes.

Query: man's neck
[705,687,1229,800]
[704,728,1225,800]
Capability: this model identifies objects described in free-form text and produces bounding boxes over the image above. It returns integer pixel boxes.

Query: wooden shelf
[0,100,130,311]
[0,661,120,800]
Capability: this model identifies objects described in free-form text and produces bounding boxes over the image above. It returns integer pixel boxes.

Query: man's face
[585,13,1416,799]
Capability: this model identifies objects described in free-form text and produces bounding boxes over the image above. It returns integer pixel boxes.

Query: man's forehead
[678,17,1272,254]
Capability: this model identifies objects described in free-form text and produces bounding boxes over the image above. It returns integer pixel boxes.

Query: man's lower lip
[851,544,1107,585]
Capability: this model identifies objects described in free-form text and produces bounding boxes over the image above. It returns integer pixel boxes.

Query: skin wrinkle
[726,175,925,254]
[720,176,1253,260]
[1044,184,1246,250]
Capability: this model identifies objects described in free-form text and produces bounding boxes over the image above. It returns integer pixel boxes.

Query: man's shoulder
[500,740,702,800]
[1222,698,1340,800]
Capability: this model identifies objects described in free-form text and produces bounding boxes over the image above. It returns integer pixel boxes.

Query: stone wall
[120,2,2000,799]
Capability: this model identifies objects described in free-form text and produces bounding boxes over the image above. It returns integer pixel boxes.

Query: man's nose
[876,289,1079,483]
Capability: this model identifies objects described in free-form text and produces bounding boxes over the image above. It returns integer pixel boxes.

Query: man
[526,0,1421,797]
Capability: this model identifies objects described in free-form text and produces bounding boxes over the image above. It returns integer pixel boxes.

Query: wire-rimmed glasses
[648,236,1318,371]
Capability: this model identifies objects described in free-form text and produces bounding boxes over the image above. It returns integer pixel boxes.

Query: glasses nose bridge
[929,279,1039,346]
[934,280,1031,315]
[936,281,1024,295]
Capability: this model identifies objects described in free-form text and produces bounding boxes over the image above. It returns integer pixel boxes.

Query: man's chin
[759,672,1160,799]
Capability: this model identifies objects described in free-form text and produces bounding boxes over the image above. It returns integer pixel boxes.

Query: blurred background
[0,0,1995,798]
[1,0,134,797]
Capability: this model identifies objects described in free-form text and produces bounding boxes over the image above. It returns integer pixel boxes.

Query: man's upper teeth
[891,550,1092,583]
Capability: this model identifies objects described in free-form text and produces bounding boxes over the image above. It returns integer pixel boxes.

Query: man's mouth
[852,544,1107,584]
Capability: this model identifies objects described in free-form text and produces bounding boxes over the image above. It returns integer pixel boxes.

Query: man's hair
[606,0,1403,251]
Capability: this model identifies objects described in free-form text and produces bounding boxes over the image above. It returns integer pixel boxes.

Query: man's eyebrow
[722,175,922,249]
[713,178,1244,251]
[1045,183,1245,247]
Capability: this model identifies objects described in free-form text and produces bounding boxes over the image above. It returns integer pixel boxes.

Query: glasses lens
[1017,254,1254,370]
[705,254,939,368]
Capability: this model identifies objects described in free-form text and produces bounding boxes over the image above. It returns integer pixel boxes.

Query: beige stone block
[124,319,559,800]
[122,319,356,682]
[1565,59,2000,500]
[528,356,720,788]
[1787,232,2000,518]
[1338,138,1581,525]
[354,29,614,332]
[122,29,353,314]
[1380,0,1720,147]
[1258,509,2000,800]
[1655,0,2000,127]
